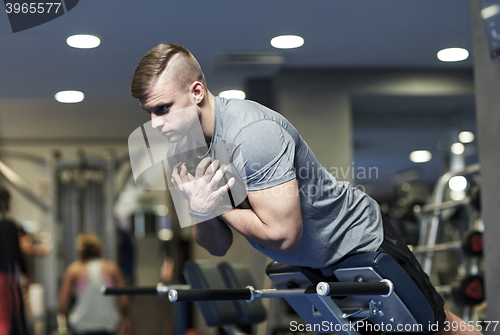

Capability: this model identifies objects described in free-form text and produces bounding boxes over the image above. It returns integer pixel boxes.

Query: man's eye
[157,105,172,114]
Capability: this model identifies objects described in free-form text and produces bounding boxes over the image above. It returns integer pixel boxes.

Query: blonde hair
[131,43,206,99]
[77,233,102,262]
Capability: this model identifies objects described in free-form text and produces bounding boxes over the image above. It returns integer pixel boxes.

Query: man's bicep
[247,179,302,228]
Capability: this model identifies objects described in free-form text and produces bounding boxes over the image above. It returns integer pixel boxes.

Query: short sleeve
[232,120,296,191]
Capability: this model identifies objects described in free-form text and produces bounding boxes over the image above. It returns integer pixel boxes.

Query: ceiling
[0,0,478,199]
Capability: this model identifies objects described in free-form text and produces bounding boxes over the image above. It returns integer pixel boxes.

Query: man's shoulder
[217,98,284,139]
[225,96,277,112]
[218,97,277,123]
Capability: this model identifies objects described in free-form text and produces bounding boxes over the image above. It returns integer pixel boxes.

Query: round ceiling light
[55,90,85,103]
[437,48,469,62]
[67,34,101,49]
[409,150,432,163]
[219,90,246,100]
[270,35,304,49]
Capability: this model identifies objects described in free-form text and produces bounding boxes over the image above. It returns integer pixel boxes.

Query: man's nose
[151,114,164,129]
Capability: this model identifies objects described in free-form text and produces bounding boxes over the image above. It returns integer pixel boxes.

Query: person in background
[0,186,52,258]
[58,233,130,335]
[0,185,53,334]
[116,228,135,286]
[0,186,28,335]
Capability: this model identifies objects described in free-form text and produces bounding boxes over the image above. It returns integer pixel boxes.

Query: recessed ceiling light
[55,90,85,103]
[66,34,101,49]
[409,150,432,163]
[458,131,475,143]
[219,90,246,100]
[270,35,304,49]
[451,143,465,155]
[437,48,469,62]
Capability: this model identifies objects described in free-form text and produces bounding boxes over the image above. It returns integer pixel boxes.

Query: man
[130,43,479,335]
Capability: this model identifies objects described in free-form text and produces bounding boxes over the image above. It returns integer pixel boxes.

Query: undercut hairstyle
[78,233,102,262]
[131,43,206,99]
[0,186,10,218]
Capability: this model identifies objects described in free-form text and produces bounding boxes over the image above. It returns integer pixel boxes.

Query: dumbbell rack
[412,164,484,321]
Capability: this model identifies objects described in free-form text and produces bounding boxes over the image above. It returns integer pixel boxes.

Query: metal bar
[102,286,159,295]
[341,308,369,319]
[253,288,306,298]
[411,241,462,254]
[316,281,392,297]
[44,154,58,312]
[434,285,452,295]
[104,281,391,303]
[104,154,116,261]
[169,288,252,302]
[422,213,440,275]
[166,286,307,302]
[102,283,190,296]
[0,150,46,166]
[421,199,470,213]
[0,159,51,212]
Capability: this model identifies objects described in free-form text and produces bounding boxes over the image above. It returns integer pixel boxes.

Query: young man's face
[139,68,198,143]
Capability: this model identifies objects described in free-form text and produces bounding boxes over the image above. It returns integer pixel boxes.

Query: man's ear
[191,81,205,104]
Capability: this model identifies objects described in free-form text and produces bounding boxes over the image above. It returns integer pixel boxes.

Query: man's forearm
[192,216,233,256]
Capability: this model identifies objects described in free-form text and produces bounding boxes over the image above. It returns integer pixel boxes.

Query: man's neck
[200,91,215,146]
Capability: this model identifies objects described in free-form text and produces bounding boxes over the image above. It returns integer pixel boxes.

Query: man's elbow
[207,246,229,257]
[199,239,232,257]
[276,227,302,254]
[280,238,300,253]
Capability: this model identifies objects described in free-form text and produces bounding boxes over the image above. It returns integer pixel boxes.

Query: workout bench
[104,251,437,334]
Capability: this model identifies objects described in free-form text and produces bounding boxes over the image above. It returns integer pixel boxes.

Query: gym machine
[412,164,484,320]
[104,251,439,334]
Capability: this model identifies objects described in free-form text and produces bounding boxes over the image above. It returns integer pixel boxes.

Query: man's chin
[164,134,182,143]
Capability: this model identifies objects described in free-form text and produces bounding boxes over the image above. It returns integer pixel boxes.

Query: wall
[470,0,500,327]
[273,68,474,187]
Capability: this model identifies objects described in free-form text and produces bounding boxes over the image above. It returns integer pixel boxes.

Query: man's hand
[171,157,235,214]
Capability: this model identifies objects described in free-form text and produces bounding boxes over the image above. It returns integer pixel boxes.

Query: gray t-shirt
[211,96,383,269]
